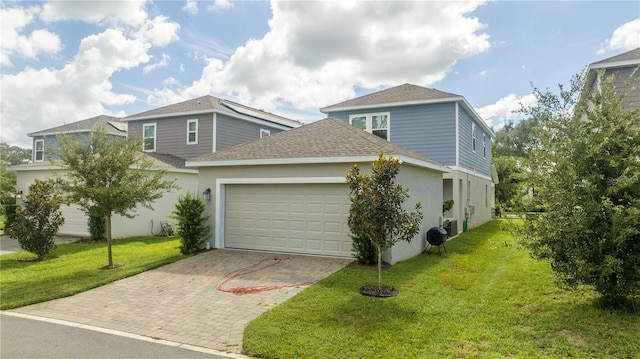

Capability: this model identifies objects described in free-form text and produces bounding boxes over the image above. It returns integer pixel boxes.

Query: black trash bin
[426,226,448,255]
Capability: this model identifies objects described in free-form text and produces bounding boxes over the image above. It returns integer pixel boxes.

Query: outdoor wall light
[202,188,211,201]
[15,190,23,200]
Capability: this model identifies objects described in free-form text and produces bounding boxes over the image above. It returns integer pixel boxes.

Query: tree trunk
[107,214,113,268]
[377,244,383,289]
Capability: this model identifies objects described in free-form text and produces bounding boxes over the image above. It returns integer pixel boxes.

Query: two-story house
[584,47,639,112]
[13,96,300,238]
[320,83,496,231]
[122,95,301,160]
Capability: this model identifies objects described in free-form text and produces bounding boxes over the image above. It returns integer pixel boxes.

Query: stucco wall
[195,160,443,264]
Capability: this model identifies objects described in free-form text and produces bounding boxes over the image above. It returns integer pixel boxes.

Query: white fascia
[448,166,493,182]
[187,155,450,173]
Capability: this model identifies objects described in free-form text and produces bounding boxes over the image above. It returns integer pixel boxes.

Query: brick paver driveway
[10,250,351,354]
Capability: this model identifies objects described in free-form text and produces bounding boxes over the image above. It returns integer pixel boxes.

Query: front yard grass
[0,236,185,310]
[244,220,639,358]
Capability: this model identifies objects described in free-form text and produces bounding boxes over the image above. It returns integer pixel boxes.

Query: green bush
[172,192,210,255]
[3,204,19,236]
[87,207,106,241]
[10,179,64,260]
[351,235,377,265]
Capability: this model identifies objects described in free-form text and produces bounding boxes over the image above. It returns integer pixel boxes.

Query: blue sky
[1,0,639,148]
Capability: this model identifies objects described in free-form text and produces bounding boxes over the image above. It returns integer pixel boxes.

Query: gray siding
[215,114,285,152]
[327,103,457,166]
[128,114,214,160]
[34,133,94,162]
[458,106,491,177]
[604,66,639,112]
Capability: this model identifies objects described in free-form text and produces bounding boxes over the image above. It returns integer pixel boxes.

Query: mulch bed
[359,285,399,298]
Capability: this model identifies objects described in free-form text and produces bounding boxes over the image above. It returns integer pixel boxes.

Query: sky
[1,0,639,149]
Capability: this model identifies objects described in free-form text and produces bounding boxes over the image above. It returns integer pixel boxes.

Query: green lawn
[244,220,639,359]
[0,236,185,310]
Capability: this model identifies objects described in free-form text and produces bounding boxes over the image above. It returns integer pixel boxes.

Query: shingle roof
[11,152,190,171]
[590,48,640,67]
[28,115,126,137]
[321,83,461,112]
[189,117,446,170]
[123,95,301,128]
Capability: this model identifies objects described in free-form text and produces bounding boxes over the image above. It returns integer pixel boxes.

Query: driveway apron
[9,250,351,353]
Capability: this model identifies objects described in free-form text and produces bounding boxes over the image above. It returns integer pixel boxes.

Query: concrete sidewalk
[9,250,351,354]
[0,235,80,255]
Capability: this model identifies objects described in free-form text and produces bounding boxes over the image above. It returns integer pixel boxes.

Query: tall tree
[346,153,423,290]
[516,71,640,307]
[54,127,178,269]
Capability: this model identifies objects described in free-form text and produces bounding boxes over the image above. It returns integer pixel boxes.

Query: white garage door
[58,204,90,237]
[224,183,352,257]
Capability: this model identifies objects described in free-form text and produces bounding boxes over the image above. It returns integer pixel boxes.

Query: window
[349,112,389,140]
[483,134,488,158]
[260,129,271,138]
[143,123,156,152]
[34,139,44,162]
[187,119,198,145]
[472,123,476,152]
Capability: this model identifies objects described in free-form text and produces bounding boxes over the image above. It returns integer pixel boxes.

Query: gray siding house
[123,96,301,160]
[27,115,126,162]
[321,83,496,230]
[585,47,640,112]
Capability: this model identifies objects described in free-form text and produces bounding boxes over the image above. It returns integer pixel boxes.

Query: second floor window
[260,129,271,138]
[187,119,198,145]
[483,134,486,158]
[349,112,390,140]
[143,123,156,152]
[472,123,476,152]
[35,139,44,162]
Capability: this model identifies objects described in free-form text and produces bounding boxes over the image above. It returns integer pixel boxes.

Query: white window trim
[472,123,476,153]
[187,119,198,145]
[483,133,486,159]
[34,139,44,162]
[143,123,156,152]
[260,128,271,138]
[348,112,390,141]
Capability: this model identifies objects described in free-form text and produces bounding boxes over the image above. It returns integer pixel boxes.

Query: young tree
[10,179,64,260]
[346,152,423,290]
[0,143,31,205]
[173,192,211,255]
[516,71,640,307]
[55,127,178,269]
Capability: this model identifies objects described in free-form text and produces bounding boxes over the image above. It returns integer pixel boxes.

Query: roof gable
[188,117,447,172]
[320,83,461,112]
[28,115,126,137]
[590,48,640,69]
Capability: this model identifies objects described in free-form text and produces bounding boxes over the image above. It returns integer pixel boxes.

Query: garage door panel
[224,183,352,257]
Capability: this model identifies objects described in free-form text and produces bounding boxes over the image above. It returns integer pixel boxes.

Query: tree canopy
[54,127,178,268]
[516,70,640,307]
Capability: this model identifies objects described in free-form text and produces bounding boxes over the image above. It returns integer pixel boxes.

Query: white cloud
[1,29,151,147]
[134,15,180,47]
[143,53,171,73]
[40,0,148,27]
[208,0,234,11]
[475,93,537,129]
[154,0,490,115]
[0,6,61,66]
[598,18,640,54]
[183,0,199,15]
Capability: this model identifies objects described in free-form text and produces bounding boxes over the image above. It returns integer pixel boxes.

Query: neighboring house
[122,95,301,160]
[12,96,301,238]
[13,152,197,238]
[320,83,496,231]
[584,47,640,112]
[28,115,126,163]
[187,118,450,264]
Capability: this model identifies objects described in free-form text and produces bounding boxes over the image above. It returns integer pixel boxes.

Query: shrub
[10,179,64,260]
[172,192,211,255]
[87,207,106,241]
[351,235,378,265]
[3,204,19,236]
